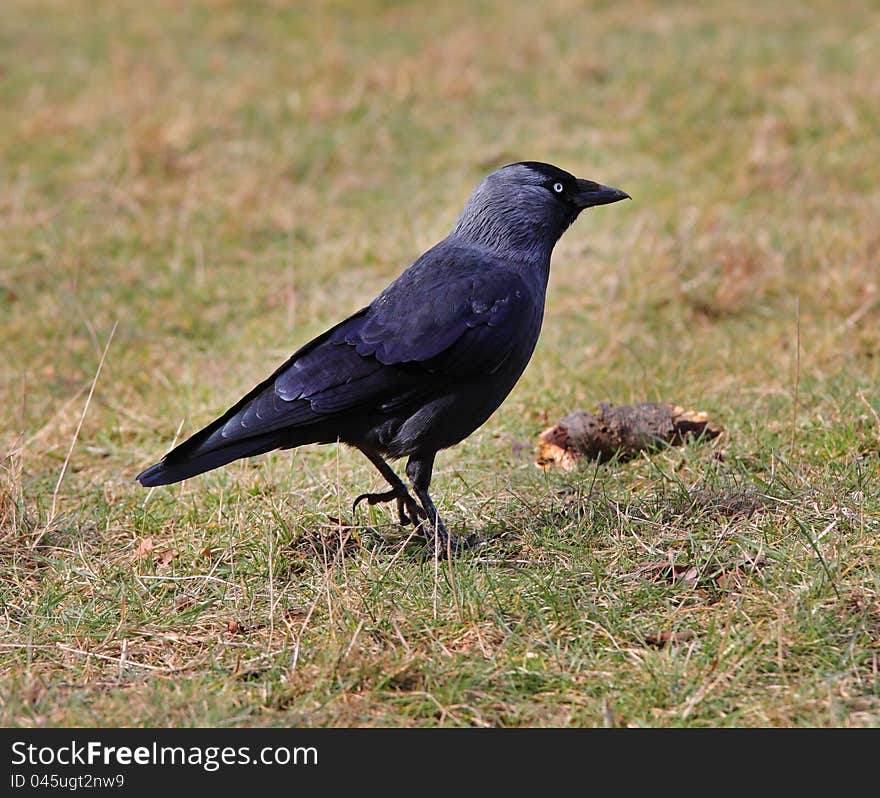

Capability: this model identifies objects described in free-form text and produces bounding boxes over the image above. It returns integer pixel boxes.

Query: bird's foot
[418,515,481,555]
[446,531,482,553]
[353,489,424,527]
[353,487,481,554]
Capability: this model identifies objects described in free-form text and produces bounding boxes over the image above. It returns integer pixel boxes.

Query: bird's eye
[552,182,564,194]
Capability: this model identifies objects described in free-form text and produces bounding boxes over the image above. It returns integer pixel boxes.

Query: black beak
[573,179,630,209]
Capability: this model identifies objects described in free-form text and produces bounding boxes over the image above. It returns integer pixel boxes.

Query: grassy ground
[2,0,879,727]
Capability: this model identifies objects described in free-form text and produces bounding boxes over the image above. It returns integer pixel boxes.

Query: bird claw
[456,532,483,551]
[353,486,477,554]
[416,513,480,554]
[422,527,482,555]
[352,489,397,511]
[353,490,422,526]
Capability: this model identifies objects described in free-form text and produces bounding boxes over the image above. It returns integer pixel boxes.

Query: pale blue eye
[553,182,564,193]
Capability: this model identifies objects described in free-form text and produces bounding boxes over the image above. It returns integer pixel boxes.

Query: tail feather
[136,436,282,487]
[136,307,377,488]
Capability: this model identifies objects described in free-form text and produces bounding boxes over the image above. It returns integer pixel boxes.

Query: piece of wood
[535,402,723,470]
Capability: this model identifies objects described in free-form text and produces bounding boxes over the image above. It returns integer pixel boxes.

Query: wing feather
[163,245,534,459]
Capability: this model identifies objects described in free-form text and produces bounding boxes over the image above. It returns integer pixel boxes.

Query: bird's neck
[450,219,555,286]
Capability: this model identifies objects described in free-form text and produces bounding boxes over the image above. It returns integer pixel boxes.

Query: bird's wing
[165,254,532,457]
[331,263,532,378]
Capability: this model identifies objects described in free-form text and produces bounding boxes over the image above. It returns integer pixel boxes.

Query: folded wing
[137,247,531,484]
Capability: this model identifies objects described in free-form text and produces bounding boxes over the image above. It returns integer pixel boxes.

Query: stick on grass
[41,321,118,541]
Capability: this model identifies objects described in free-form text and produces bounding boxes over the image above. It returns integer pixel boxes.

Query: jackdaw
[137,162,629,549]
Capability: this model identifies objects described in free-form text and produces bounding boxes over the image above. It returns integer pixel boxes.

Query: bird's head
[451,161,629,262]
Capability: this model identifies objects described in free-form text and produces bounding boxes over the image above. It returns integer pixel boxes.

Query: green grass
[2,0,879,727]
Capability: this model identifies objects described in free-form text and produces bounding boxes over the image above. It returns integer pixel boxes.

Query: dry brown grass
[1,0,879,727]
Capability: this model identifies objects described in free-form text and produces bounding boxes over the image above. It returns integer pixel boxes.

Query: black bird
[137,162,629,549]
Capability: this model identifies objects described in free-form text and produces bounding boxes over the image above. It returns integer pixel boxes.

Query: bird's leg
[353,448,424,527]
[405,454,478,552]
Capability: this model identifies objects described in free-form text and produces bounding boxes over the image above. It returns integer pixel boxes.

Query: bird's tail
[136,435,284,487]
